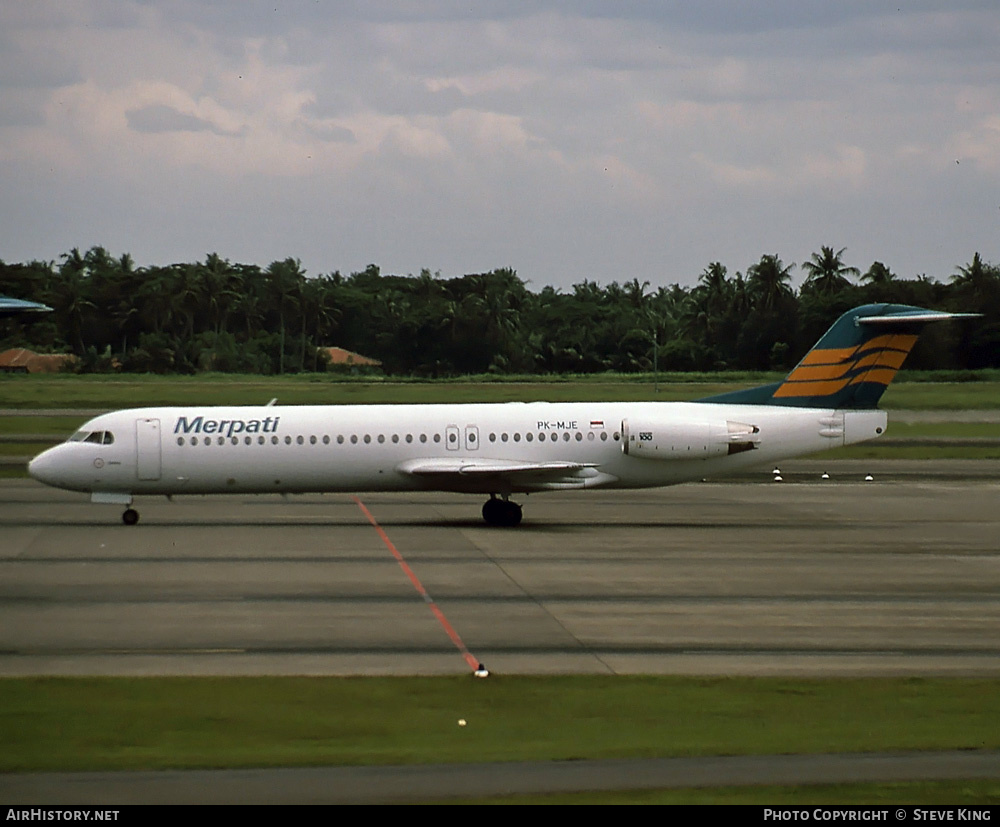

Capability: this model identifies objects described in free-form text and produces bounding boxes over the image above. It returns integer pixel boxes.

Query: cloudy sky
[1,1,998,291]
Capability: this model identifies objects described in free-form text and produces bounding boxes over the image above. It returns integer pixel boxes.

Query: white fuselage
[28,401,887,499]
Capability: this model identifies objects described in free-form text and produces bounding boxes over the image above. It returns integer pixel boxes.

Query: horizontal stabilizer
[856,310,980,325]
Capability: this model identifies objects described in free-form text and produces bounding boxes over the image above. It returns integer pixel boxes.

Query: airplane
[0,296,53,317]
[27,303,976,527]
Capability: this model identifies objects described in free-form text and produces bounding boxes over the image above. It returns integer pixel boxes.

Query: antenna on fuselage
[266,398,278,406]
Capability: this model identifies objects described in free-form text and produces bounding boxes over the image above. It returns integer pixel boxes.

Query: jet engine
[621,418,759,459]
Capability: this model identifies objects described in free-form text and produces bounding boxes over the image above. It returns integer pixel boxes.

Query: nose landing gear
[482,495,522,527]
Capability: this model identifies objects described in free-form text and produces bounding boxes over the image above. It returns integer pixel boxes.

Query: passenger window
[405,434,413,443]
[351,435,358,444]
[517,433,524,442]
[217,436,224,445]
[337,435,344,444]
[245,436,252,445]
[272,436,279,445]
[501,433,508,442]
[489,433,496,442]
[258,436,265,445]
[297,436,304,445]
[377,435,385,444]
[178,437,185,446]
[231,437,238,445]
[392,434,399,444]
[433,434,441,443]
[364,435,371,444]
[310,435,317,445]
[285,436,292,445]
[323,435,330,445]
[575,432,583,441]
[420,434,427,443]
[600,432,608,441]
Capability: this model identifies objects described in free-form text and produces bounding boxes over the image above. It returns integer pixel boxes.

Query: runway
[3,460,999,678]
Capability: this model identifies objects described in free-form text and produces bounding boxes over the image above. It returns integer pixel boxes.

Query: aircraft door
[465,425,479,451]
[445,425,460,451]
[136,418,162,480]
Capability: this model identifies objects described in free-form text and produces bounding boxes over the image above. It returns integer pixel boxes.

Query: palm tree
[231,263,267,340]
[861,261,895,287]
[201,253,240,342]
[302,275,342,370]
[51,265,94,354]
[950,253,1000,368]
[266,258,307,373]
[623,278,650,310]
[746,254,794,311]
[696,262,730,309]
[858,261,899,303]
[800,246,859,297]
[951,252,1000,301]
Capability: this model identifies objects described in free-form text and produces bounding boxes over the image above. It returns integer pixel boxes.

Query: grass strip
[2,676,997,773]
[3,374,1000,409]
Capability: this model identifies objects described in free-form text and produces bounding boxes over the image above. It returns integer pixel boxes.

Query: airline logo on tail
[773,333,918,399]
[699,304,978,410]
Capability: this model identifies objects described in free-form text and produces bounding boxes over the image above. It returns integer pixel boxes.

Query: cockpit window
[76,430,115,445]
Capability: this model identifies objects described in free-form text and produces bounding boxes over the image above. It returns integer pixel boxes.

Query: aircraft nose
[28,448,60,487]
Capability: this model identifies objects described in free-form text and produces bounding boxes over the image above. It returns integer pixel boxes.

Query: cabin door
[135,418,162,481]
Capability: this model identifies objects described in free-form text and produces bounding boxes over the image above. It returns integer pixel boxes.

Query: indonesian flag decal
[590,420,605,429]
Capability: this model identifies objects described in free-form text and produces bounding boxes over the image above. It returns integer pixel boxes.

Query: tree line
[1,246,997,375]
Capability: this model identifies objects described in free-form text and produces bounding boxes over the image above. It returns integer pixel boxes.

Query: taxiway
[3,460,998,678]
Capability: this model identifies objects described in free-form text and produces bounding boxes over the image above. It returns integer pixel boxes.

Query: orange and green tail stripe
[773,332,918,399]
[700,304,977,409]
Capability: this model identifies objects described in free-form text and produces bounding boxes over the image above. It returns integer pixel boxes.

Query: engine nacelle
[621,418,759,460]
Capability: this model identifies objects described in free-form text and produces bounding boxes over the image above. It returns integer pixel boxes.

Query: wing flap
[397,458,596,477]
[396,458,618,492]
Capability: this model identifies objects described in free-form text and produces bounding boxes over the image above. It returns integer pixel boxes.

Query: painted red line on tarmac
[353,496,480,671]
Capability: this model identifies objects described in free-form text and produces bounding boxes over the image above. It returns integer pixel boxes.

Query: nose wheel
[482,496,522,527]
[122,508,139,526]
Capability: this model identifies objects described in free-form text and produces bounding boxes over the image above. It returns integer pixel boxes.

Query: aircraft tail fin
[700,304,978,409]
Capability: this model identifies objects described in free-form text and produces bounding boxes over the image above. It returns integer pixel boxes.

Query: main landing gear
[122,508,139,526]
[482,495,522,527]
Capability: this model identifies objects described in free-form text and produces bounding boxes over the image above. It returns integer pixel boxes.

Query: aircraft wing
[396,457,606,491]
[0,296,54,316]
